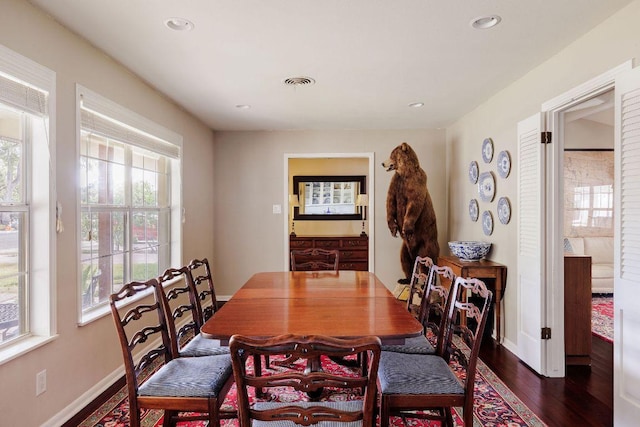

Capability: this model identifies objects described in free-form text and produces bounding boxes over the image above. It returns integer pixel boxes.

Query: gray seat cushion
[180,334,230,357]
[377,352,463,395]
[138,354,232,397]
[251,401,364,427]
[380,335,435,354]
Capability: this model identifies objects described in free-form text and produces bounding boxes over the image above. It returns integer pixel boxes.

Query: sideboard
[289,235,368,271]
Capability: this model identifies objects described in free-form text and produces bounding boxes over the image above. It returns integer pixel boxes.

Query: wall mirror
[292,175,366,220]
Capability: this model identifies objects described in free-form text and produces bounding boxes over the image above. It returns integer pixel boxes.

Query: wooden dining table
[200,270,423,345]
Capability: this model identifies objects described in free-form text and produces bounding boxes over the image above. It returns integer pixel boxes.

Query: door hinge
[541,327,552,340]
[541,131,552,144]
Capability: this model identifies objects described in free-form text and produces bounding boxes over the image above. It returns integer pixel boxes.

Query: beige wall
[446,0,640,348]
[3,0,640,423]
[212,130,448,296]
[0,1,216,425]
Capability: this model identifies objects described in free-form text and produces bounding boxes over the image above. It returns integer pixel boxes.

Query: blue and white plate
[478,171,496,202]
[469,161,479,184]
[469,199,479,222]
[497,197,511,224]
[497,150,511,178]
[482,210,494,236]
[482,138,494,163]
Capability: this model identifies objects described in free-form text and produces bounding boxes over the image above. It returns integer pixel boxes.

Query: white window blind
[0,73,48,116]
[78,85,181,159]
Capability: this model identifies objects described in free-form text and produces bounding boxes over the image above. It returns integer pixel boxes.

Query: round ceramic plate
[497,197,511,224]
[469,199,479,222]
[482,138,494,163]
[497,150,511,178]
[482,210,494,236]
[478,171,496,202]
[469,161,479,184]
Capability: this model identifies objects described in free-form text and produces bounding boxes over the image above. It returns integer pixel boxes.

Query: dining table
[200,270,423,345]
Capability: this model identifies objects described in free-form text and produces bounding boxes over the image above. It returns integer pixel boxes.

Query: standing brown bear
[382,142,439,283]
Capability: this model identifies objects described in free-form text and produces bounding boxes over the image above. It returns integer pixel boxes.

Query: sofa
[564,236,613,294]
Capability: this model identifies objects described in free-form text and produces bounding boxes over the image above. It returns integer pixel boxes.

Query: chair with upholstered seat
[290,248,339,271]
[187,258,219,322]
[377,277,493,427]
[381,263,455,356]
[405,256,434,320]
[159,266,230,358]
[229,334,381,427]
[109,278,236,427]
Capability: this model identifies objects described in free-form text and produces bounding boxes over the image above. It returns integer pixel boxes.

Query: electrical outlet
[36,370,46,396]
[272,204,282,214]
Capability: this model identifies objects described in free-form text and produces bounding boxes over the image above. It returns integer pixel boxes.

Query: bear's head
[381,142,420,174]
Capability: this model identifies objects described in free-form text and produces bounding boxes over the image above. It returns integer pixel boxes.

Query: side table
[437,255,507,344]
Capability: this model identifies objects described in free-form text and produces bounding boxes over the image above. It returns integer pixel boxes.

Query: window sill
[0,334,58,366]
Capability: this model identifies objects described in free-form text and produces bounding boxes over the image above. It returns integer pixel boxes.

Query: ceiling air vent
[283,76,316,86]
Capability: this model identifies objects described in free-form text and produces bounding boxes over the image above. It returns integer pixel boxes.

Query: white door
[516,113,547,374]
[613,66,640,424]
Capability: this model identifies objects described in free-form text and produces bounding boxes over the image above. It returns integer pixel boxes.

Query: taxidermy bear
[382,142,439,283]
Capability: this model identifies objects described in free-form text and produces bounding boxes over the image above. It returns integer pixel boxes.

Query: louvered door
[516,113,546,374]
[613,66,640,424]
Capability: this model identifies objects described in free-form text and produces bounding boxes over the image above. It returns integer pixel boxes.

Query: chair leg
[162,410,177,427]
[445,406,455,427]
[379,395,390,427]
[208,399,221,427]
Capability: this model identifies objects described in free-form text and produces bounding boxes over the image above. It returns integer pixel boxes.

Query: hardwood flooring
[480,335,613,427]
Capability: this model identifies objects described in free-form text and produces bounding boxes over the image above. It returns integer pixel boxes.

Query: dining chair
[229,334,381,427]
[405,256,434,320]
[159,266,230,357]
[381,263,455,355]
[187,258,219,322]
[377,277,493,427]
[109,278,236,427]
[290,248,340,271]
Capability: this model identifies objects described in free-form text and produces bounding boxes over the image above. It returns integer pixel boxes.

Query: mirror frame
[292,175,366,221]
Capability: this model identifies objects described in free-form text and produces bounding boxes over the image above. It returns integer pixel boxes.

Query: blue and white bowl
[448,241,491,261]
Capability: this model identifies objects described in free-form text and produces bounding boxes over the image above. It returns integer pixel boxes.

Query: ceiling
[29,0,632,131]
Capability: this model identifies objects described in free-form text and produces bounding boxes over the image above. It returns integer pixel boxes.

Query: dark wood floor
[480,335,613,427]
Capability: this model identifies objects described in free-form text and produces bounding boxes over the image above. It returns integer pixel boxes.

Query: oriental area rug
[78,352,546,427]
[592,294,614,343]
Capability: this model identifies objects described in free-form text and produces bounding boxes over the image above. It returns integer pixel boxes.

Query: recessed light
[470,15,501,30]
[164,17,195,31]
[408,102,424,108]
[235,104,251,110]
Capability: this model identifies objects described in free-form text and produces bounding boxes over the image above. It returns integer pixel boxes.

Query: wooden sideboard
[290,235,368,271]
[564,255,592,365]
[437,255,507,344]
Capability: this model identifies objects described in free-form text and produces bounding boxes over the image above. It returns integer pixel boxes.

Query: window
[78,85,182,324]
[0,44,55,358]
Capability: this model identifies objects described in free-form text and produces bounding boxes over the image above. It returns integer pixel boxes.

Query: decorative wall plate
[497,197,511,224]
[497,150,511,178]
[482,210,494,236]
[469,198,479,222]
[469,161,479,184]
[478,171,496,202]
[482,138,494,163]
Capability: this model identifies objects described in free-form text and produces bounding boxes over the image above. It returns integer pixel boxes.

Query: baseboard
[45,365,124,427]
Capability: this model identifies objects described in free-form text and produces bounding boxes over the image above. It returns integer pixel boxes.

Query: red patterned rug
[78,350,546,427]
[592,294,613,343]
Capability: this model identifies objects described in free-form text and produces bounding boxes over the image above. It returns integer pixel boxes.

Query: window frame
[0,43,56,364]
[76,85,183,325]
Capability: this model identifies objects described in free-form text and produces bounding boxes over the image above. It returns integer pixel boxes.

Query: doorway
[560,90,614,366]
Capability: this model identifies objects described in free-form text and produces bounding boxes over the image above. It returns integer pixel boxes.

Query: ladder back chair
[377,277,493,427]
[109,278,236,427]
[381,263,455,356]
[187,258,219,322]
[229,334,381,427]
[290,248,340,271]
[405,256,434,320]
[159,266,230,357]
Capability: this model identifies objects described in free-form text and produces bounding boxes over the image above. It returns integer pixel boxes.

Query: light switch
[272,204,282,214]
